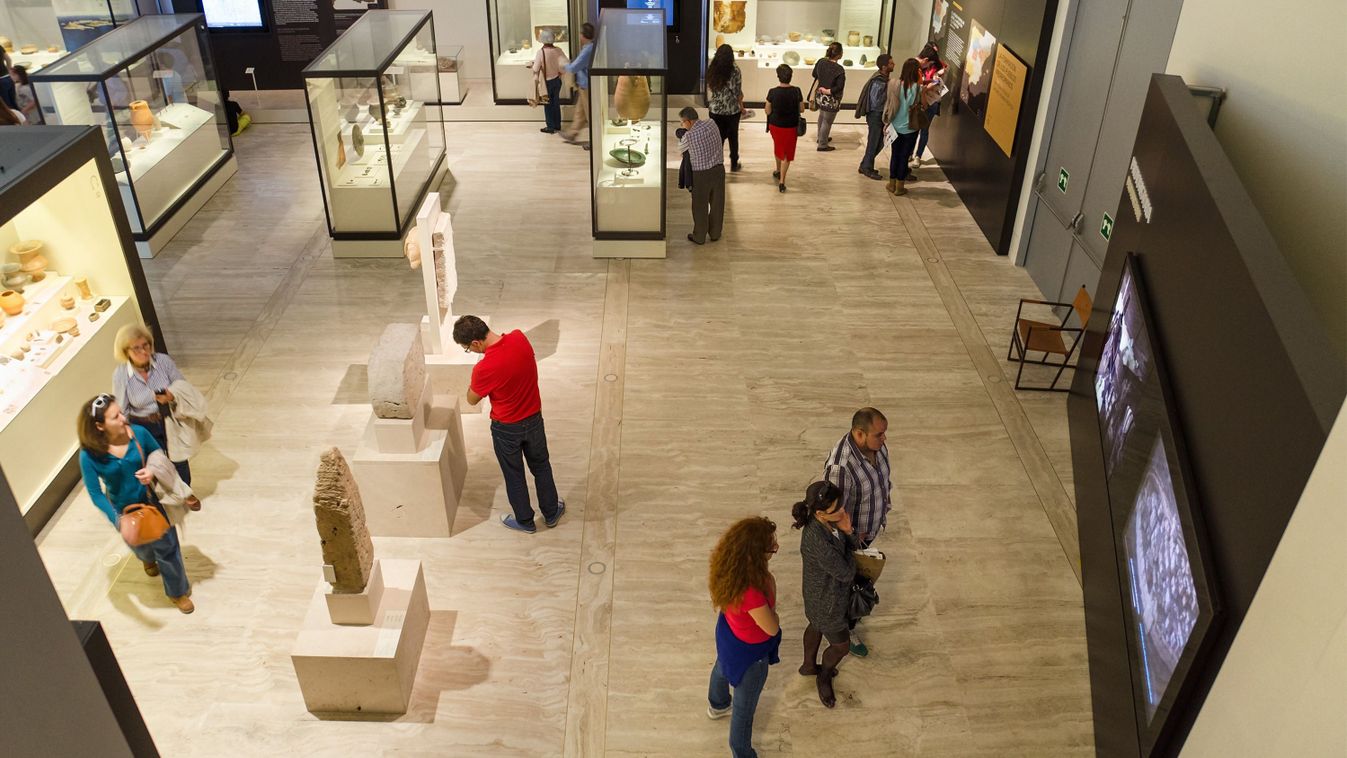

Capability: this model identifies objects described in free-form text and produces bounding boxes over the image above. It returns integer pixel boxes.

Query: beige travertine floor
[36,120,1092,756]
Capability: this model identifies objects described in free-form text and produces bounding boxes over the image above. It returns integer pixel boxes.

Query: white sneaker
[909,157,921,168]
[707,703,733,720]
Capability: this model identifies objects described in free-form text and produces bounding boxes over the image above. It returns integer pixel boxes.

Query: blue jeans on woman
[889,129,920,181]
[544,77,563,131]
[490,412,560,527]
[132,414,191,485]
[915,101,941,160]
[708,656,770,758]
[133,525,190,598]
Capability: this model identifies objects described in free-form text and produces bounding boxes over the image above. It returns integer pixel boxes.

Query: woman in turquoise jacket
[79,393,195,614]
[885,58,924,196]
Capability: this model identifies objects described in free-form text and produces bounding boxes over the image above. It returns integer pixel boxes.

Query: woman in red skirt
[764,64,805,193]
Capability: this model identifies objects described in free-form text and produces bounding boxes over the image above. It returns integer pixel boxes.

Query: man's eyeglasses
[88,393,113,419]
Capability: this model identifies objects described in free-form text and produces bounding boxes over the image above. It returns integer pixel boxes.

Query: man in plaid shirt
[677,107,725,245]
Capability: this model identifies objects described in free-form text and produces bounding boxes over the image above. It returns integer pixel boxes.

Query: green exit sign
[1100,212,1115,241]
[1057,168,1069,193]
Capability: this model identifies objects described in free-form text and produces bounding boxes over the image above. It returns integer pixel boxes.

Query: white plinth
[593,239,666,259]
[291,558,430,714]
[324,560,385,625]
[352,392,468,537]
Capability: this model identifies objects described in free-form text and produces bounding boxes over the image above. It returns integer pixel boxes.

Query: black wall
[595,0,702,93]
[924,0,1057,255]
[1069,75,1345,757]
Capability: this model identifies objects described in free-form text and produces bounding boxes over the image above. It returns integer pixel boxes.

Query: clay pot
[61,295,75,310]
[788,31,801,42]
[614,76,651,122]
[0,290,24,316]
[863,35,874,47]
[129,100,155,140]
[0,36,12,53]
[13,241,48,282]
[4,272,29,291]
[75,276,92,300]
[847,31,861,47]
[51,317,77,335]
[715,33,725,48]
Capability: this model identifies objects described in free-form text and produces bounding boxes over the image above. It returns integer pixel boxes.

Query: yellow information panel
[983,42,1027,157]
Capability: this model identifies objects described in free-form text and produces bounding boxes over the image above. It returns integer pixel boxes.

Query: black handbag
[848,575,879,621]
[797,115,807,137]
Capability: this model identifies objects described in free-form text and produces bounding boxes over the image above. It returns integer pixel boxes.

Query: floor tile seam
[890,197,1082,587]
[562,258,628,757]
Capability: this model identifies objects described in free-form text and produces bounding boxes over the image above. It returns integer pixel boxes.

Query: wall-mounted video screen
[202,0,266,30]
[625,0,675,27]
[1094,254,1220,754]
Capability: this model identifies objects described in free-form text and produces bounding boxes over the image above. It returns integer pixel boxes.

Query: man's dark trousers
[690,163,726,243]
[490,412,560,527]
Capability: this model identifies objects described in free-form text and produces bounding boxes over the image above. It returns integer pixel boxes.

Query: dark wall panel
[1070,75,1345,757]
[925,0,1057,255]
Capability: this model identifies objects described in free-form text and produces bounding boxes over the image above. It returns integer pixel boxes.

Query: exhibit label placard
[983,42,1027,156]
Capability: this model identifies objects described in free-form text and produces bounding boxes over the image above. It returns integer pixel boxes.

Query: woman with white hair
[532,28,569,134]
[112,324,208,488]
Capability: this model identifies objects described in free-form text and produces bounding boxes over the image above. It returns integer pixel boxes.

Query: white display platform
[134,154,238,259]
[439,71,466,104]
[495,41,572,101]
[291,559,430,714]
[593,238,666,259]
[727,42,884,106]
[351,378,468,537]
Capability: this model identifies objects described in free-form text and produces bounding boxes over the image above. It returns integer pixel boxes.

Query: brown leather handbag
[117,436,170,547]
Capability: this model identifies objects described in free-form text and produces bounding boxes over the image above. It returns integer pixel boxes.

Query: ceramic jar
[0,290,24,316]
[129,100,155,139]
[788,31,801,41]
[12,240,48,282]
[75,276,92,300]
[19,43,37,54]
[863,35,874,46]
[847,31,861,47]
[715,33,725,48]
[0,36,12,53]
[614,76,651,122]
[61,295,76,310]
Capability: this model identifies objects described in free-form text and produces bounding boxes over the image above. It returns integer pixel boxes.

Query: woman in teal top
[886,58,924,196]
[79,393,195,614]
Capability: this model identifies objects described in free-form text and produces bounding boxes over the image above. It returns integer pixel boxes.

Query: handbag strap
[128,431,160,515]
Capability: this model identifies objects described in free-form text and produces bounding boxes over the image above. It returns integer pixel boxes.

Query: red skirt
[768,124,798,161]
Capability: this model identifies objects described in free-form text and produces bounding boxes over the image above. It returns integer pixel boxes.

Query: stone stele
[367,323,426,419]
[312,447,375,594]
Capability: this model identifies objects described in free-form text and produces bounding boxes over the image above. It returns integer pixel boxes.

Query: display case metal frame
[29,13,235,249]
[588,8,668,252]
[483,0,575,105]
[301,9,446,249]
[0,125,163,530]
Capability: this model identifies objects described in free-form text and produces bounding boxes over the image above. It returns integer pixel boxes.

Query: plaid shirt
[679,118,724,171]
[824,433,893,546]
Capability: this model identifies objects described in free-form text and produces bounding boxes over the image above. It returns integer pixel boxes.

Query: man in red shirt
[454,315,564,533]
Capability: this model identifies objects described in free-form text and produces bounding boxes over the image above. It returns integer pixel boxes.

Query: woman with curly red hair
[706,516,781,758]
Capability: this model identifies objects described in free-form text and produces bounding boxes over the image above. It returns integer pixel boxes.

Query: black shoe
[687,234,705,245]
[772,170,780,179]
[817,145,836,152]
[864,170,883,180]
[731,162,742,172]
[540,127,557,134]
[778,183,786,193]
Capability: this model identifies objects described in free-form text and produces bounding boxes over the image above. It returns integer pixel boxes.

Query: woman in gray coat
[791,480,857,707]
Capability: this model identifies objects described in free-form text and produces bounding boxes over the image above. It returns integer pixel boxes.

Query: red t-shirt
[724,585,775,644]
[470,330,542,423]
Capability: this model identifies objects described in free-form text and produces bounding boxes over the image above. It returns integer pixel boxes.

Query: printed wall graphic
[930,0,947,36]
[958,18,997,119]
[983,42,1026,156]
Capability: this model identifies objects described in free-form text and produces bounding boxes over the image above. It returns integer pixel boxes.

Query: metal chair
[1007,286,1092,391]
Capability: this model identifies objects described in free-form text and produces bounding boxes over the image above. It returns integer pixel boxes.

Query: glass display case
[0,126,160,524]
[706,0,895,106]
[302,10,445,256]
[485,0,573,104]
[30,14,234,249]
[437,44,466,104]
[0,0,136,75]
[589,8,667,259]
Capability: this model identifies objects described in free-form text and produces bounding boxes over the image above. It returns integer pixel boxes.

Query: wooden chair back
[1070,286,1093,328]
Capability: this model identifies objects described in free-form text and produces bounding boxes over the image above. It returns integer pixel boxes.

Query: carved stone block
[312,447,374,594]
[368,324,425,419]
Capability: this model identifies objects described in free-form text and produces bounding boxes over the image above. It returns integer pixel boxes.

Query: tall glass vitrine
[0,0,137,74]
[485,0,573,104]
[302,10,445,256]
[30,14,233,246]
[589,8,667,259]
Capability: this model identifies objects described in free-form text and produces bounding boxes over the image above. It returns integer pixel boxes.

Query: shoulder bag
[528,50,551,108]
[814,63,841,112]
[806,76,819,112]
[117,435,170,547]
[848,574,879,622]
[908,85,930,131]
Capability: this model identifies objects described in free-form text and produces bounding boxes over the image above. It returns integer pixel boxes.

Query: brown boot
[885,179,897,194]
[171,595,195,614]
[143,561,159,577]
[894,180,908,196]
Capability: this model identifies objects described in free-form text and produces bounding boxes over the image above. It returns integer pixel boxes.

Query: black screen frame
[199,0,271,32]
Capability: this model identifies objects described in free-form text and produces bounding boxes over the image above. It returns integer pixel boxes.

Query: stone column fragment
[312,447,374,594]
[368,323,426,419]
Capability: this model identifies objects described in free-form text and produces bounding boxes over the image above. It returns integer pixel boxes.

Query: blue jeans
[490,412,559,527]
[708,657,769,758]
[889,129,920,180]
[860,111,885,172]
[132,525,190,598]
[544,77,563,131]
[915,101,940,160]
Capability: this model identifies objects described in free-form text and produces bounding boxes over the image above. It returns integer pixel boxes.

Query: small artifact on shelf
[0,36,12,52]
[860,54,868,66]
[522,39,531,49]
[783,51,801,66]
[47,45,58,53]
[821,35,835,45]
[352,124,365,157]
[804,33,815,42]
[715,33,725,48]
[19,44,38,54]
[804,57,817,66]
[89,312,101,323]
[51,317,78,337]
[613,76,651,121]
[94,298,111,312]
[712,0,748,33]
[609,147,647,167]
[75,276,92,300]
[788,31,802,42]
[847,31,861,47]
[843,59,854,67]
[822,28,835,37]
[129,100,155,141]
[436,56,456,72]
[863,35,874,47]
[509,45,517,54]
[0,290,24,316]
[344,104,360,123]
[60,295,75,310]
[336,132,346,169]
[12,240,48,282]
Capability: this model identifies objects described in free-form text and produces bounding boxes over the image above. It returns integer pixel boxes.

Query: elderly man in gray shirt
[677,106,726,245]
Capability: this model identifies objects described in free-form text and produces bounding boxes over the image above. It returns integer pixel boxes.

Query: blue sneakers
[500,514,537,533]
[544,499,567,528]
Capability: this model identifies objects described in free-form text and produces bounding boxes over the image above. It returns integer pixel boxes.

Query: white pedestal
[324,560,385,626]
[593,239,666,259]
[292,559,430,714]
[351,381,468,537]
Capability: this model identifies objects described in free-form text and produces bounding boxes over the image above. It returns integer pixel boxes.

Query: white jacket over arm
[166,378,212,462]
